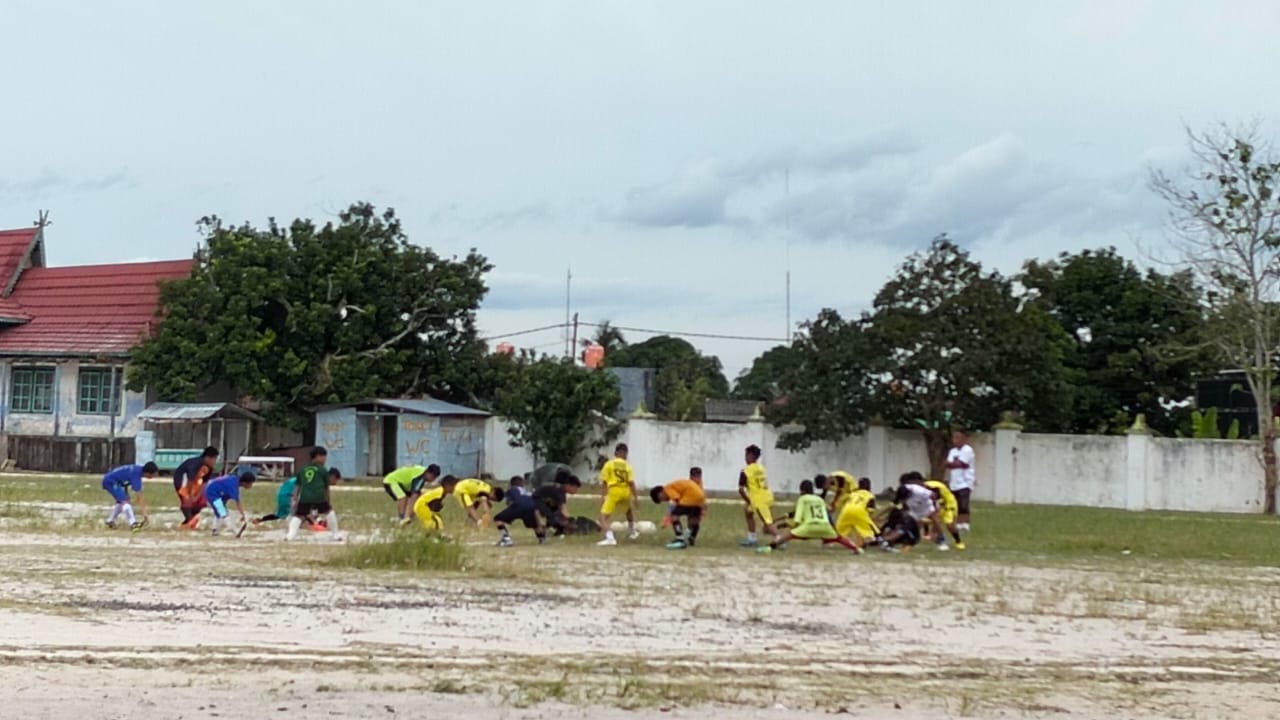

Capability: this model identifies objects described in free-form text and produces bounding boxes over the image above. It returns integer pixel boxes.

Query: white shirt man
[901,483,936,522]
[945,431,975,531]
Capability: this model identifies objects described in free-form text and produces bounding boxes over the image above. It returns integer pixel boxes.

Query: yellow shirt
[599,457,634,490]
[847,488,876,512]
[742,462,768,494]
[453,478,493,507]
[416,486,446,514]
[828,471,854,511]
[924,480,958,512]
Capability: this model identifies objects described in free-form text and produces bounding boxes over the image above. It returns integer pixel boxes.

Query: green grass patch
[327,528,467,572]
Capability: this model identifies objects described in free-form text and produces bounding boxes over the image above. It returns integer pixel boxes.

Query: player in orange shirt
[649,467,707,550]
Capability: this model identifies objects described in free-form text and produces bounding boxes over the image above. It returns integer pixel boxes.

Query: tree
[1021,248,1213,435]
[732,345,801,401]
[867,236,1074,477]
[495,358,622,464]
[767,311,881,449]
[582,320,627,355]
[607,336,729,421]
[128,203,492,429]
[1151,125,1280,513]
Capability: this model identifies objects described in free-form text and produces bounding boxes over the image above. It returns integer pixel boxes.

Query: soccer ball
[612,520,657,534]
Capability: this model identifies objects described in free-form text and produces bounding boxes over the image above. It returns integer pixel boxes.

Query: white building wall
[0,358,145,439]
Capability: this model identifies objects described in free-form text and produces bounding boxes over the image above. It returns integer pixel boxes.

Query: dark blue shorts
[103,481,129,503]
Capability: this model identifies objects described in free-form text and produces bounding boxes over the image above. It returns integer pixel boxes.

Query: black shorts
[295,501,332,517]
[671,505,703,519]
[953,488,971,515]
[495,502,539,529]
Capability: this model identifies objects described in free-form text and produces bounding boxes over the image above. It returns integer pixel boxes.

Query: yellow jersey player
[835,477,880,549]
[816,471,855,520]
[597,443,637,546]
[738,444,777,547]
[453,476,505,526]
[413,476,457,531]
[923,478,966,550]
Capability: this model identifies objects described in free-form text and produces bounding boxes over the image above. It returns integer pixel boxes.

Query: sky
[3,0,1280,379]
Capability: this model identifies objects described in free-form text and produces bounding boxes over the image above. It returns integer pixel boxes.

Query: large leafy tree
[867,236,1074,477]
[1021,248,1211,435]
[732,345,801,402]
[495,358,622,464]
[607,335,729,421]
[1151,124,1280,513]
[129,203,492,429]
[767,311,881,449]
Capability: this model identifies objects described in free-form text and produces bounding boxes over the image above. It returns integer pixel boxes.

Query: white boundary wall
[482,417,1273,513]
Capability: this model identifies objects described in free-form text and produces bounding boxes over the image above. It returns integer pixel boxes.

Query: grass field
[1,473,1278,719]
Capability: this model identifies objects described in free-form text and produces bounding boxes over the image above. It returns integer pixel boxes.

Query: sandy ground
[0,507,1278,719]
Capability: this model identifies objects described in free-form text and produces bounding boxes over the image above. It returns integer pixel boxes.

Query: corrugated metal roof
[0,259,194,355]
[315,397,490,417]
[138,402,264,422]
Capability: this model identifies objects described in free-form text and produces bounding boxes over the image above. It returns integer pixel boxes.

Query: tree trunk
[1264,426,1277,515]
[923,428,950,481]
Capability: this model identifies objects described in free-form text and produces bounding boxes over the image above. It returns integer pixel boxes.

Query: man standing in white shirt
[945,430,976,532]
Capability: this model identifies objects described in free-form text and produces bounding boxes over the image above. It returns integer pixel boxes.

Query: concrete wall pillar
[1125,414,1152,511]
[992,412,1021,505]
[865,418,889,489]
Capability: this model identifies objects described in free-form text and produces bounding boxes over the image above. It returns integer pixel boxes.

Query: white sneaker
[597,537,617,546]
[627,530,640,541]
[498,536,514,547]
[937,543,951,552]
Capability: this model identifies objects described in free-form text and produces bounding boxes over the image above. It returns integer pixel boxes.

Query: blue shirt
[204,475,241,504]
[103,465,145,493]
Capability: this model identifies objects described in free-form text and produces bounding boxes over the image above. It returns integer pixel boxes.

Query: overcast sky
[3,1,1280,377]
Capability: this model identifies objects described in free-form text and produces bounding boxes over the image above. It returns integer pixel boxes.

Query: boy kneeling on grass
[757,480,862,555]
[413,476,458,532]
[650,467,707,550]
[495,474,581,546]
[203,471,256,536]
[102,462,157,531]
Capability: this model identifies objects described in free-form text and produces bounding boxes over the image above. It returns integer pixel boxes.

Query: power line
[479,323,567,342]
[580,322,786,343]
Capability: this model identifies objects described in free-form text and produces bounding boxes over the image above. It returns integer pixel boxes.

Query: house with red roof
[0,226,194,470]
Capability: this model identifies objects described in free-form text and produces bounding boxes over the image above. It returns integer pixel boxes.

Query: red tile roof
[0,228,39,294]
[0,259,194,356]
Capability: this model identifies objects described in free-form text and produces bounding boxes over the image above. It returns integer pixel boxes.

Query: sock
[747,532,757,543]
[122,503,136,525]
[605,530,616,541]
[688,523,700,545]
[499,526,511,539]
[672,519,684,538]
[106,504,123,524]
[327,511,339,536]
[627,519,635,533]
[535,531,546,544]
[286,516,302,540]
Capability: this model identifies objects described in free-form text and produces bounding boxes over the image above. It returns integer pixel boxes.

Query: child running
[834,477,880,550]
[203,471,256,536]
[597,443,638,546]
[453,476,505,526]
[413,475,458,531]
[649,467,707,550]
[383,464,437,524]
[286,446,342,542]
[495,474,581,546]
[101,462,157,531]
[757,479,862,555]
[738,444,777,547]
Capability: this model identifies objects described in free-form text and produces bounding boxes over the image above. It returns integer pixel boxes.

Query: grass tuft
[327,529,467,572]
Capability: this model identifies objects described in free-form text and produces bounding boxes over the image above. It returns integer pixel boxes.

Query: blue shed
[312,398,489,480]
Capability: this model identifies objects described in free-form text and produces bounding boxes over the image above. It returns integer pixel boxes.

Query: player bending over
[597,443,638,546]
[383,464,437,525]
[102,462,157,531]
[757,480,861,555]
[453,476,505,526]
[650,467,707,550]
[739,444,777,547]
[834,477,880,550]
[922,478,966,551]
[413,475,458,531]
[878,476,935,552]
[256,469,340,529]
[495,474,581,546]
[286,446,342,542]
[203,471,256,536]
[174,447,218,529]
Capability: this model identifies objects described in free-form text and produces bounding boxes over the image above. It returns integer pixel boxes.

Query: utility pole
[784,169,791,341]
[564,266,572,358]
[571,312,580,361]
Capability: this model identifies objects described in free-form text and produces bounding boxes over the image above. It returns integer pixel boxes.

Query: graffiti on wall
[320,421,347,450]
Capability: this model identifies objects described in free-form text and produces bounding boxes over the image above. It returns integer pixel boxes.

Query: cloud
[1,168,137,201]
